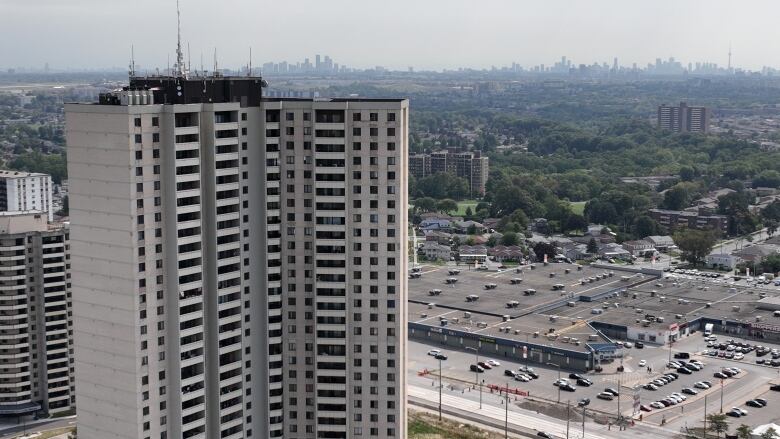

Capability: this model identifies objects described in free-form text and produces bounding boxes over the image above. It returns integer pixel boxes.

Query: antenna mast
[175,0,187,78]
[249,47,252,76]
[129,45,136,77]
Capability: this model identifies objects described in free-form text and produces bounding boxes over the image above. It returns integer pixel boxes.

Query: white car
[515,374,531,382]
[734,353,745,360]
[694,382,711,389]
[427,349,441,356]
[638,360,647,367]
[486,359,500,367]
[671,392,687,401]
[732,407,748,416]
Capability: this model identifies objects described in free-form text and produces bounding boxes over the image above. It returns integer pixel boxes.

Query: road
[409,331,780,434]
[0,416,75,438]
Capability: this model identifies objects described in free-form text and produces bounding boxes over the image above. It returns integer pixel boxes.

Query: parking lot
[408,333,780,429]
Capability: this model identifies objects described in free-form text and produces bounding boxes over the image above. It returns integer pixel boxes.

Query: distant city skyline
[2,0,780,72]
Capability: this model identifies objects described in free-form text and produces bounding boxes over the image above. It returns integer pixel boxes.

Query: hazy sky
[1,0,778,71]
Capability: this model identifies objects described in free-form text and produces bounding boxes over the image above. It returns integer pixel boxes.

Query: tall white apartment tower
[0,171,54,221]
[66,76,408,439]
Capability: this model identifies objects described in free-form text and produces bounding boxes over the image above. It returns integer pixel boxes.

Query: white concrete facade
[0,171,54,222]
[66,86,408,439]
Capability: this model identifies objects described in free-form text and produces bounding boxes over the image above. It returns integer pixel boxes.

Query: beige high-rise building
[657,102,710,133]
[410,150,488,196]
[0,211,73,418]
[66,75,408,439]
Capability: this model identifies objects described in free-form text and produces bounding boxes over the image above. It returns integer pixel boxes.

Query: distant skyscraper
[66,73,408,439]
[658,102,710,133]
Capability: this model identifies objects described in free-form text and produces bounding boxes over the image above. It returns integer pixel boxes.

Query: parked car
[714,372,729,379]
[504,370,517,377]
[638,360,647,367]
[635,342,644,349]
[569,373,584,380]
[478,361,492,370]
[640,404,652,412]
[515,374,531,382]
[434,353,448,360]
[577,398,591,407]
[726,409,742,417]
[746,400,765,408]
[682,388,698,395]
[650,402,665,409]
[470,364,485,373]
[677,367,692,375]
[427,349,441,356]
[486,359,501,367]
[560,383,577,392]
[597,392,615,401]
[577,378,593,387]
[604,388,619,397]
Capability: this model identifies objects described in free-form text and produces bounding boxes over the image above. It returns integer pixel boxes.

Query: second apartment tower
[66,76,408,439]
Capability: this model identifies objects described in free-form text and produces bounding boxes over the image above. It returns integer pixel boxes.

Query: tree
[414,197,437,213]
[706,413,729,438]
[673,229,717,266]
[587,237,599,254]
[661,184,693,211]
[437,199,458,215]
[501,232,519,246]
[466,224,478,235]
[562,213,588,234]
[532,242,557,262]
[736,424,752,439]
[633,215,660,239]
[753,170,780,188]
[679,166,697,182]
[464,206,473,218]
[584,199,618,225]
[761,427,779,439]
[767,219,779,237]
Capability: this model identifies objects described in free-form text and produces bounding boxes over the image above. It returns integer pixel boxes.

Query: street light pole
[505,381,509,439]
[466,346,482,409]
[566,400,571,439]
[548,362,561,403]
[582,406,586,439]
[438,357,443,421]
[703,394,708,439]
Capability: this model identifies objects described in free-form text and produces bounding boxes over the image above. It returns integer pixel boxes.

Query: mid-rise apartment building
[0,211,73,418]
[657,102,710,133]
[409,149,488,196]
[648,208,727,235]
[66,75,407,439]
[0,171,54,221]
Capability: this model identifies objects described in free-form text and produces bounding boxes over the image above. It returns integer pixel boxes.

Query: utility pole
[617,372,621,422]
[582,405,586,439]
[720,378,724,414]
[703,394,708,439]
[467,346,482,409]
[566,400,571,439]
[438,357,443,421]
[505,382,509,439]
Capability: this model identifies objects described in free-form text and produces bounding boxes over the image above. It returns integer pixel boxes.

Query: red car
[640,404,652,412]
[478,361,492,370]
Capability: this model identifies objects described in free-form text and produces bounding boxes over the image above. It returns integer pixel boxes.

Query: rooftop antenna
[129,45,136,77]
[188,42,192,75]
[167,53,170,76]
[200,51,204,75]
[175,0,187,78]
[248,47,252,76]
[213,48,219,75]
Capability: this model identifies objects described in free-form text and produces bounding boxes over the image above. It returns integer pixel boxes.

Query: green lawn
[570,201,586,215]
[454,200,479,216]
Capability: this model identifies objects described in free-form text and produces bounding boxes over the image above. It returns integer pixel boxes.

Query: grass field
[454,200,479,216]
[570,201,587,215]
[408,411,503,439]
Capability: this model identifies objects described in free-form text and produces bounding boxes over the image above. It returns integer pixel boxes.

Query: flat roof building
[0,170,54,222]
[67,74,408,439]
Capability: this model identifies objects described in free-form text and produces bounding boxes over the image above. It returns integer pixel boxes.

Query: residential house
[421,241,452,261]
[453,220,486,234]
[648,209,728,235]
[646,236,676,252]
[423,230,453,245]
[622,240,656,257]
[733,244,780,264]
[598,243,632,260]
[488,245,524,261]
[705,253,742,270]
[420,218,452,231]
